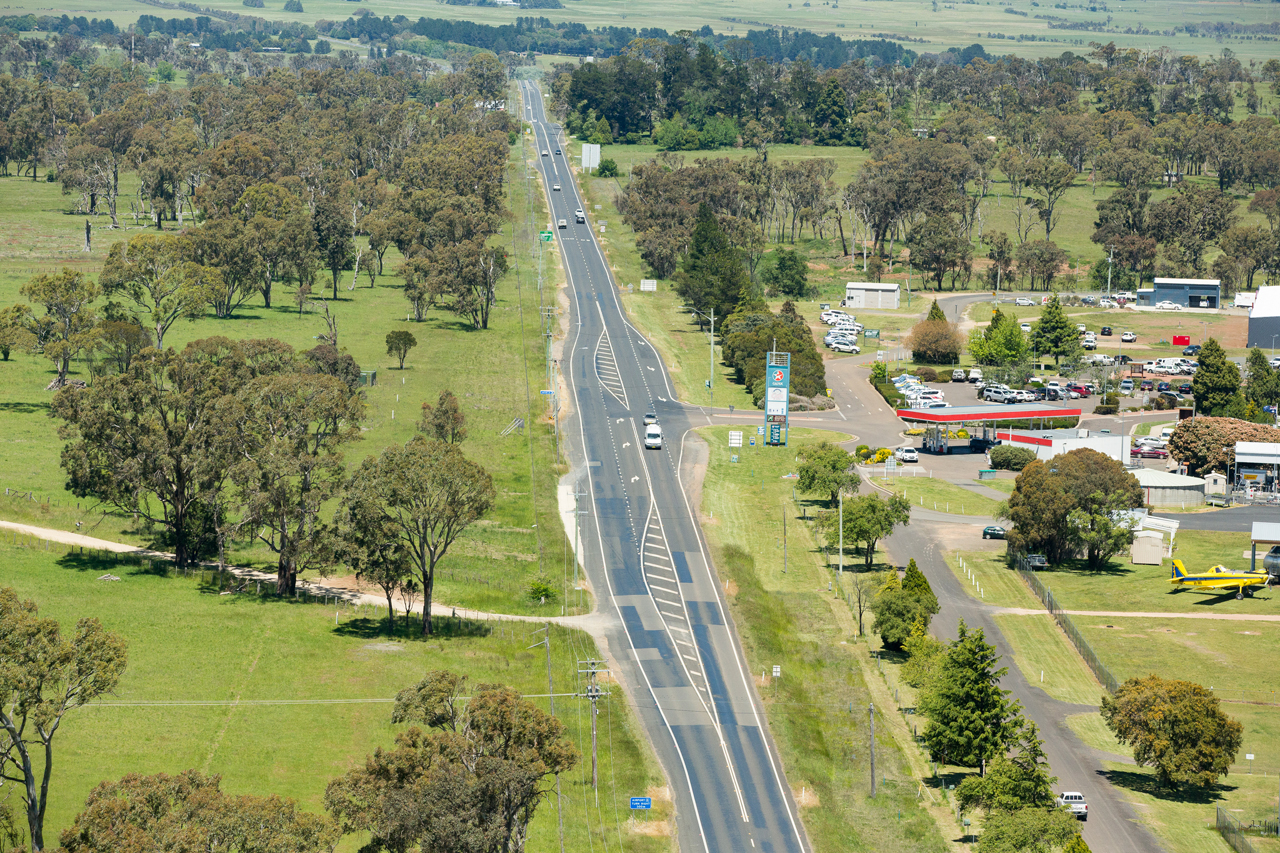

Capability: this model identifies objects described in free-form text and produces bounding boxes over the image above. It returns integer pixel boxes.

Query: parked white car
[1098,298,1116,308]
[1155,300,1183,311]
[1020,322,1032,332]
[895,447,919,462]
[1014,297,1035,306]
[830,340,860,354]
[1121,331,1137,342]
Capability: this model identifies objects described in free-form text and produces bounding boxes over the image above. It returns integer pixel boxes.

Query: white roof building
[844,281,900,310]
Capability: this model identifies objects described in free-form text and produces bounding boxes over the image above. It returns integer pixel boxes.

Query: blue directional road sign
[630,797,652,810]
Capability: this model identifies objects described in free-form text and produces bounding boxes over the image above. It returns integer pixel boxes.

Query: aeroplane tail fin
[1171,559,1187,580]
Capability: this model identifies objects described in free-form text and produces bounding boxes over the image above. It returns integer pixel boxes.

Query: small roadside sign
[757,426,766,436]
[630,797,652,810]
[772,665,781,678]
[863,328,880,339]
[539,231,553,242]
[540,390,554,395]
[729,431,743,448]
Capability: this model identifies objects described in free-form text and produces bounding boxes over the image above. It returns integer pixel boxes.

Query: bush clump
[990,445,1037,471]
[916,366,938,382]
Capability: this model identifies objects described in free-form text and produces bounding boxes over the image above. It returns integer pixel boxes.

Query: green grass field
[696,425,955,850]
[877,476,1003,518]
[2,542,673,852]
[0,137,579,617]
[23,0,1278,63]
[1022,530,1263,615]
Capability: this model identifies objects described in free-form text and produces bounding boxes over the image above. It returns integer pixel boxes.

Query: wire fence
[1218,807,1261,853]
[1014,552,1120,695]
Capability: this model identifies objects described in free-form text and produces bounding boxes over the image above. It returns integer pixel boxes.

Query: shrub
[872,448,893,463]
[936,373,951,383]
[283,0,304,9]
[855,444,871,459]
[527,577,557,604]
[874,383,906,408]
[916,366,938,382]
[990,445,1037,471]
[870,361,888,384]
[1154,395,1173,410]
[597,158,618,178]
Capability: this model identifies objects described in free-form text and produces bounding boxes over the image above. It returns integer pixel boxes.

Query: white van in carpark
[644,424,663,449]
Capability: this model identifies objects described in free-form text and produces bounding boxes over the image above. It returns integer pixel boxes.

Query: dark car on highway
[983,526,1006,539]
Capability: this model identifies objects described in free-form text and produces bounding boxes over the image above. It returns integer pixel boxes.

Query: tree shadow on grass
[1101,767,1233,805]
[333,614,492,640]
[1046,557,1135,578]
[55,551,173,577]
[0,401,50,415]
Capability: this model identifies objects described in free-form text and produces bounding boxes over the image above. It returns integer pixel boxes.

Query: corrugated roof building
[1247,286,1280,348]
[1132,467,1205,508]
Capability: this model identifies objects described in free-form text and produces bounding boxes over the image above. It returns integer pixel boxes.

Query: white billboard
[581,143,600,171]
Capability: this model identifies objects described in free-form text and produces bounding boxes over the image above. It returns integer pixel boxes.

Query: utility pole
[1106,244,1114,299]
[578,659,610,802]
[530,626,565,853]
[782,502,787,574]
[869,702,876,797]
[838,491,844,574]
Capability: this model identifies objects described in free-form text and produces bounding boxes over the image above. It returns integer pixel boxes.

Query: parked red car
[1066,383,1089,397]
[1130,445,1170,459]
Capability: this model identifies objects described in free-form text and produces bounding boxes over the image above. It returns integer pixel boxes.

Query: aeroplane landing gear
[1236,591,1245,600]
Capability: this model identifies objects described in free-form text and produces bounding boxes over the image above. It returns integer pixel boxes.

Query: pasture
[14,0,1279,63]
[0,140,576,617]
[0,540,672,852]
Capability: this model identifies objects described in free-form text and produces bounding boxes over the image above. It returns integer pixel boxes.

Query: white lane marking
[649,583,678,595]
[631,476,639,482]
[623,442,630,449]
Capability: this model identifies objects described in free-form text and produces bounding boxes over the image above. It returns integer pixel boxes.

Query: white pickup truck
[1055,792,1088,820]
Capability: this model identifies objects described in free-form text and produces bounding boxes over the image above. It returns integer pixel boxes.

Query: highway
[518,82,810,853]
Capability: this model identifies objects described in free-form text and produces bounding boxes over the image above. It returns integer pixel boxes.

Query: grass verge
[697,425,957,851]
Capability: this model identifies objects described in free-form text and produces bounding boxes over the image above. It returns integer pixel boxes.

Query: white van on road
[644,424,663,449]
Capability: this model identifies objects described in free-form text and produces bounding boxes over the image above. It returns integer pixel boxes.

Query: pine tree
[1027,294,1078,365]
[1244,346,1277,409]
[813,78,850,146]
[902,558,939,614]
[1191,338,1241,416]
[919,620,1019,772]
[927,299,947,322]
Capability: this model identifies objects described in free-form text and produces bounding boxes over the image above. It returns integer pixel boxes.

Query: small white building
[994,429,1127,463]
[1132,467,1205,508]
[844,281,900,310]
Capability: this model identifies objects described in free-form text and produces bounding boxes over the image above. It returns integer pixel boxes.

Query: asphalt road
[1153,504,1280,532]
[520,83,808,853]
[887,524,1165,853]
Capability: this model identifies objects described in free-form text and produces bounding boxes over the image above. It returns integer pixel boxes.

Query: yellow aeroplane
[1169,559,1277,600]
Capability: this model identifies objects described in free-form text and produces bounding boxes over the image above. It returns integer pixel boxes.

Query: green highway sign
[863,328,880,339]
[539,231,553,242]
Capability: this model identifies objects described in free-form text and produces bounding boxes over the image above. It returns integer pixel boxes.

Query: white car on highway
[1014,297,1035,306]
